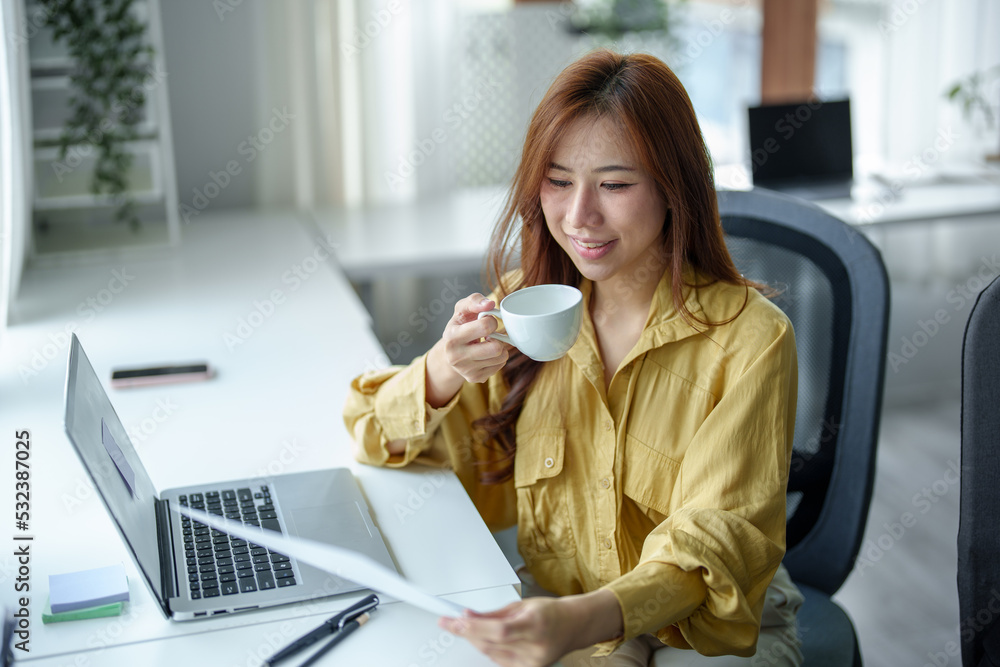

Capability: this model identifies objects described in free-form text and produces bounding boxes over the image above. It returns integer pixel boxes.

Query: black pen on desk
[265,594,378,666]
[297,612,371,667]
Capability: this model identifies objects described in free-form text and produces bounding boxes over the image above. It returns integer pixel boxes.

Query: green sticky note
[42,597,125,624]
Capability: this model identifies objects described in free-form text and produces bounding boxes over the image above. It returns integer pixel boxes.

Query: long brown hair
[474,49,752,483]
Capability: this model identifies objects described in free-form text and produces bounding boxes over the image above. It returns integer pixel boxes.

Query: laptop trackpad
[286,502,374,547]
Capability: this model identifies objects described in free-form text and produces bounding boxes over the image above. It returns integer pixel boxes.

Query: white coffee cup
[477,284,583,362]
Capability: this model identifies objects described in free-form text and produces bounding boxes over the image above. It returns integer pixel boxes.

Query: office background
[155,0,1000,403]
[2,0,1000,665]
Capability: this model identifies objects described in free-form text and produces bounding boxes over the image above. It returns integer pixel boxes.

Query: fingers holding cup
[442,294,511,384]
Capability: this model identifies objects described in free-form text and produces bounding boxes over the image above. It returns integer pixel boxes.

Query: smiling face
[540,115,670,294]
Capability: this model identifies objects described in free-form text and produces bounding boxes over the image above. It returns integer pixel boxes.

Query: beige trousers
[518,564,804,667]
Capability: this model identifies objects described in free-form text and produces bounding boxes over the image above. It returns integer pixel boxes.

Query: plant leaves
[39,0,153,230]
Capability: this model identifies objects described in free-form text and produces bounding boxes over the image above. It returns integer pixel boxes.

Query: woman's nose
[566,186,601,229]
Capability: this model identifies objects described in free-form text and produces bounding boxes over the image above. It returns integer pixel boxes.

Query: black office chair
[958,274,1000,667]
[717,189,891,666]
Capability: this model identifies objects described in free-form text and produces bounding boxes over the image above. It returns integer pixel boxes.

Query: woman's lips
[570,236,616,260]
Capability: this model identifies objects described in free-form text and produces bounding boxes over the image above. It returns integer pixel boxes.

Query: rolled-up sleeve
[599,319,797,656]
[345,354,461,467]
[343,353,517,531]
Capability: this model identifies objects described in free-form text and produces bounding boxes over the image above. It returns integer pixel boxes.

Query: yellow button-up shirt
[344,269,797,657]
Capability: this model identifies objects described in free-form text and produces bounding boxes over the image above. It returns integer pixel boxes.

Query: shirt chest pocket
[626,359,715,464]
[623,435,681,520]
[514,430,577,560]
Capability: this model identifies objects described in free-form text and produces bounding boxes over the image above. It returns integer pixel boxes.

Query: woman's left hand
[439,590,623,667]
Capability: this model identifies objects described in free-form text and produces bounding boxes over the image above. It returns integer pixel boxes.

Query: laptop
[63,334,397,620]
[748,98,854,201]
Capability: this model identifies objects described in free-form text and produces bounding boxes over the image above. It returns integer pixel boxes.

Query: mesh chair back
[717,189,890,595]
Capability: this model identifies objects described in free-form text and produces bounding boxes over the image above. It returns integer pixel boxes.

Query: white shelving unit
[26,0,179,261]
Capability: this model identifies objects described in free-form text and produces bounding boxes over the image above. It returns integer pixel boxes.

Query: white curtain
[881,0,1000,165]
[250,0,459,209]
[347,0,458,205]
[0,0,32,329]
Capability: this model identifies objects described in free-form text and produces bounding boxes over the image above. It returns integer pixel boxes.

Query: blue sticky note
[102,418,135,496]
[49,564,130,614]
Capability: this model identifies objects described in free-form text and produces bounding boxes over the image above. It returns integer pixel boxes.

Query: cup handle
[477,310,513,346]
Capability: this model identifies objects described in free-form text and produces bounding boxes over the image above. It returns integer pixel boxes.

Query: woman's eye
[603,183,632,191]
[547,178,571,188]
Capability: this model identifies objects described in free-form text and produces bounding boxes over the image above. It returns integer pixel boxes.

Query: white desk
[0,211,519,665]
[814,180,1000,227]
[311,187,507,282]
[314,178,1000,286]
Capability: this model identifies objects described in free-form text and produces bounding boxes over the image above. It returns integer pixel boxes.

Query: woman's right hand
[425,293,510,408]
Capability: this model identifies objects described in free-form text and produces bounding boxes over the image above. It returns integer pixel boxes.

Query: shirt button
[600,478,611,489]
[544,457,554,468]
[603,538,612,549]
[604,419,613,431]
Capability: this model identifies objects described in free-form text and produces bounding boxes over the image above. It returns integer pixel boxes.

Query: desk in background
[313,186,507,283]
[0,210,519,666]
[314,174,1000,282]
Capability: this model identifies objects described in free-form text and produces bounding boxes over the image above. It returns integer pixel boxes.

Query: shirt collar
[567,265,713,388]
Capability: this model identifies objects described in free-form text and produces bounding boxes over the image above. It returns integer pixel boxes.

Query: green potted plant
[39,0,155,230]
[944,64,1000,162]
[567,0,685,48]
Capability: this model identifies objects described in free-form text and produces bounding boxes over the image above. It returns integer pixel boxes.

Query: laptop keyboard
[178,485,298,600]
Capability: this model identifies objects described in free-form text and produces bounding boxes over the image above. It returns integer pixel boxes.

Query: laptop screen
[748,98,853,187]
[64,334,167,610]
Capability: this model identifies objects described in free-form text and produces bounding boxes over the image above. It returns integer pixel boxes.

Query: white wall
[1,0,32,324]
[159,0,298,215]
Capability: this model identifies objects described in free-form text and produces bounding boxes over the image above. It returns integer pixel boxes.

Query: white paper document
[174,505,467,617]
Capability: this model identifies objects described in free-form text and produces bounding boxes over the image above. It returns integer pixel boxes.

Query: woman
[344,50,803,667]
